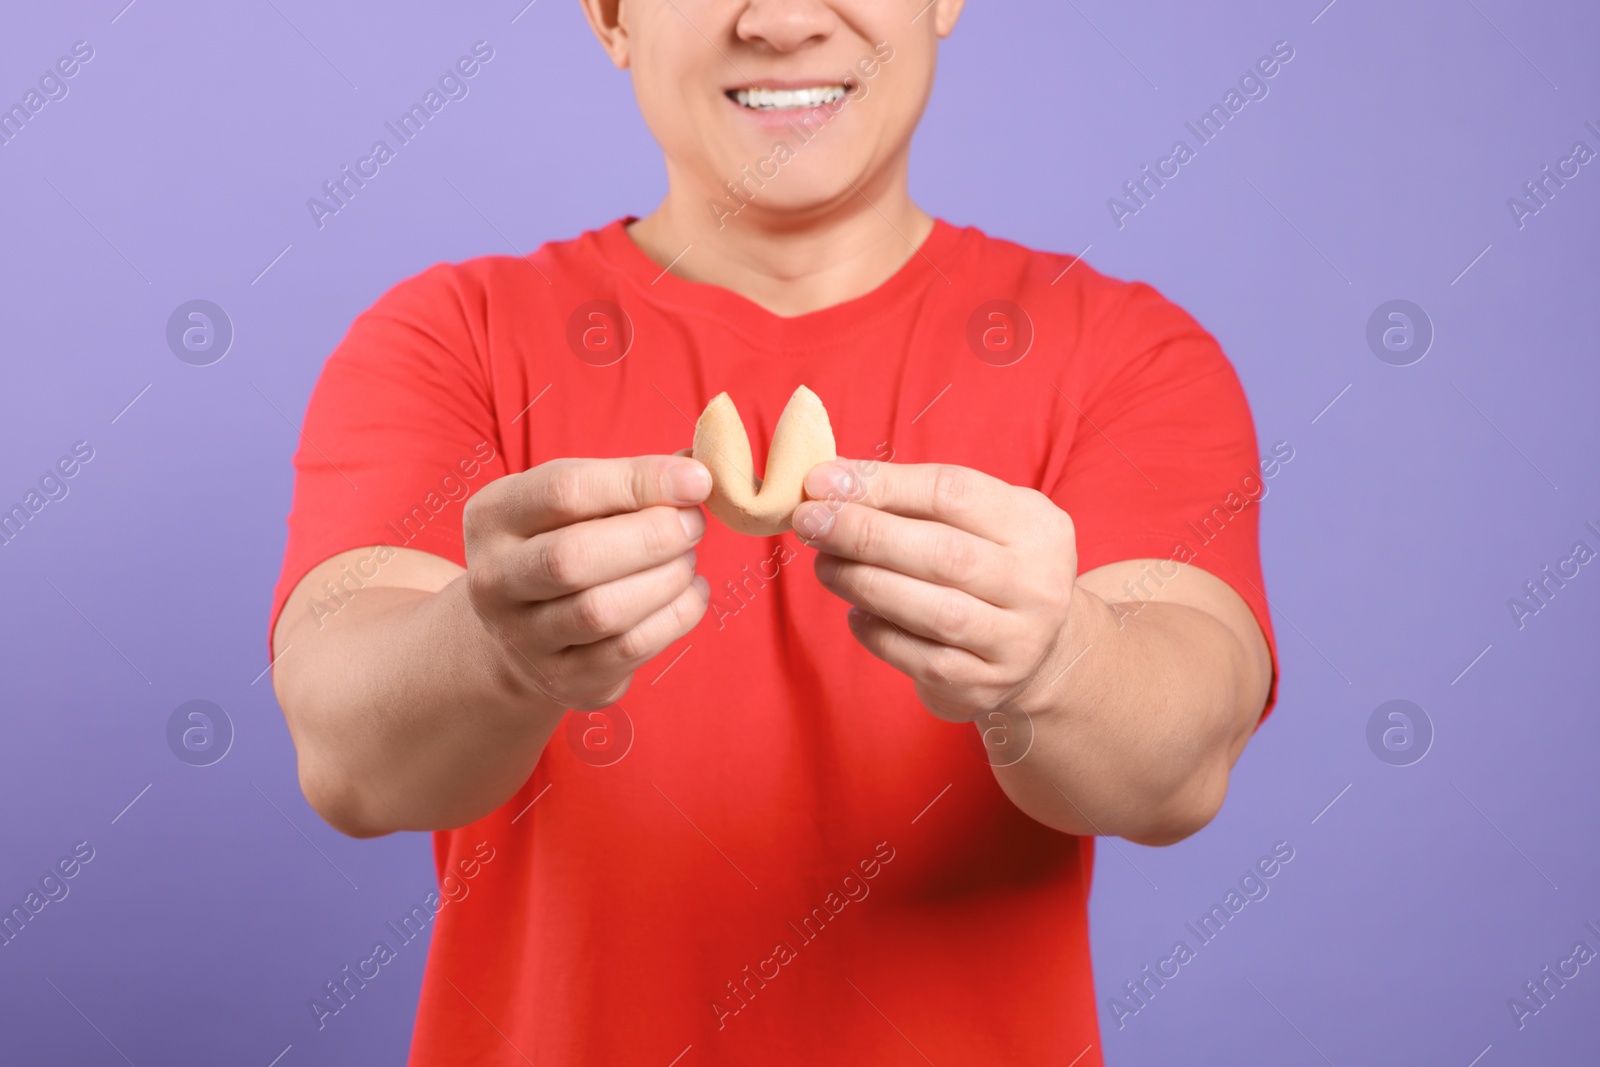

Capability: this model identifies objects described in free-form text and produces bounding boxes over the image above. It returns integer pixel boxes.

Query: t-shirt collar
[591,214,963,349]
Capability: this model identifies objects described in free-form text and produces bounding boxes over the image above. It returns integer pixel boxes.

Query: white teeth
[733,85,848,110]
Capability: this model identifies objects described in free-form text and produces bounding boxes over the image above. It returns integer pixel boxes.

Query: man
[269,0,1279,1062]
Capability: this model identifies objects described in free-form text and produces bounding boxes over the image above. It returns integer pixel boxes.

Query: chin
[698,147,870,225]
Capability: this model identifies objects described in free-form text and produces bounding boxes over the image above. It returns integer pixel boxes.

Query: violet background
[2,1,1597,1064]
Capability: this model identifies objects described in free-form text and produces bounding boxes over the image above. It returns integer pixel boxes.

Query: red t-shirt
[270,216,1279,1066]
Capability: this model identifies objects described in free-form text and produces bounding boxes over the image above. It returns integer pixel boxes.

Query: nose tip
[733,0,841,53]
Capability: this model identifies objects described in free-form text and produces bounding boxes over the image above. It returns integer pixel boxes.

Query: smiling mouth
[726,85,851,111]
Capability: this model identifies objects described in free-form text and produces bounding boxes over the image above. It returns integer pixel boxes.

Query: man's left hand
[793,459,1080,723]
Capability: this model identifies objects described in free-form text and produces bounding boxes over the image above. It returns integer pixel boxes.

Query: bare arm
[271,455,713,838]
[987,562,1270,847]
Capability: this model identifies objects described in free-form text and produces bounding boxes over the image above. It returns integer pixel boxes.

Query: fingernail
[794,502,835,539]
[815,553,840,583]
[846,606,868,631]
[683,547,697,569]
[670,462,712,502]
[833,466,859,498]
[806,463,855,499]
[679,507,705,543]
[692,575,710,598]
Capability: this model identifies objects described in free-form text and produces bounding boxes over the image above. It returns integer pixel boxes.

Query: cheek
[867,52,931,123]
[632,47,711,141]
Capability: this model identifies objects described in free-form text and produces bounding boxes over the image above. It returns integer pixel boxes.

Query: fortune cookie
[692,386,837,536]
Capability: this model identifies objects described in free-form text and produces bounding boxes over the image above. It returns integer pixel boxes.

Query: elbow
[297,755,396,840]
[277,685,398,839]
[1123,817,1208,849]
[1122,766,1229,848]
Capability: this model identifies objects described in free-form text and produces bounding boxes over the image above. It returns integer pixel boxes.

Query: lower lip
[725,93,851,131]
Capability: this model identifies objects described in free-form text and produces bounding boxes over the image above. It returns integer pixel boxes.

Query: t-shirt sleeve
[1049,279,1280,726]
[267,262,509,657]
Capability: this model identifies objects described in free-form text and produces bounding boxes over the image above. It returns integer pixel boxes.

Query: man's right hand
[461,456,713,712]
[271,454,714,836]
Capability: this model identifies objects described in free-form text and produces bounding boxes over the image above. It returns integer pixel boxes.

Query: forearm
[993,588,1258,846]
[274,577,566,838]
